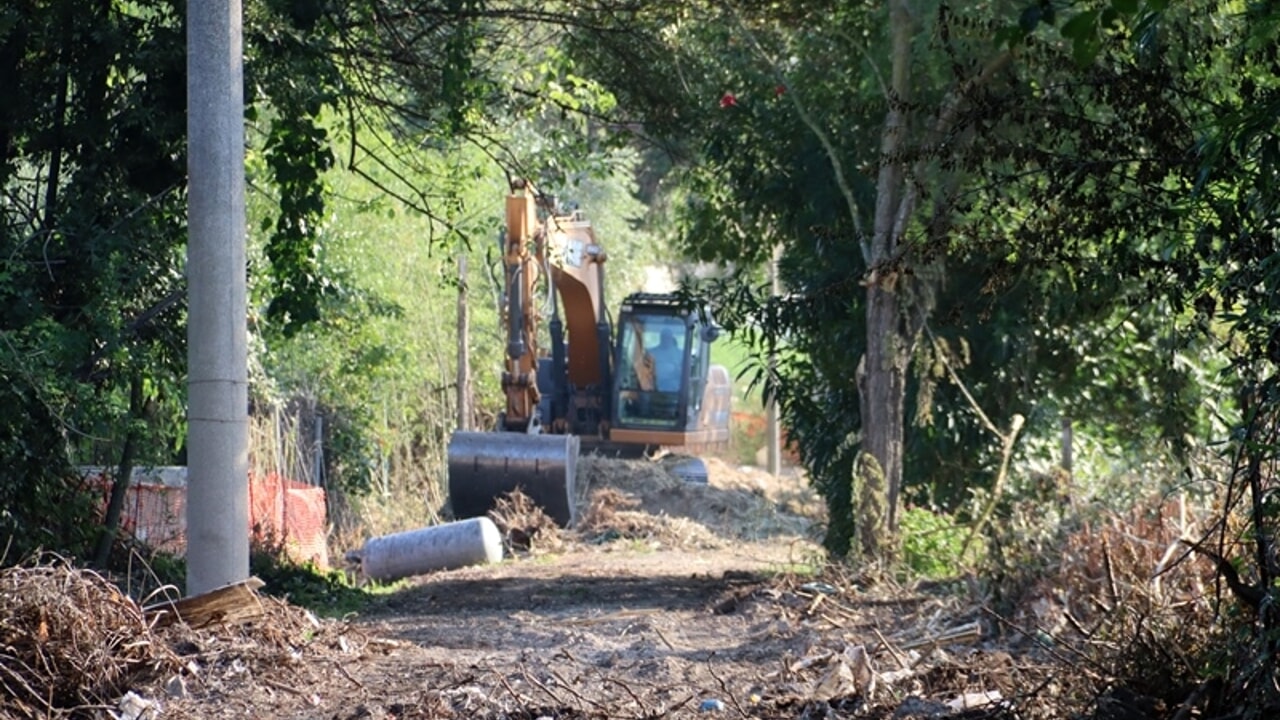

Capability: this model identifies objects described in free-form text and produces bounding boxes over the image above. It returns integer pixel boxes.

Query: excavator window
[616,314,690,428]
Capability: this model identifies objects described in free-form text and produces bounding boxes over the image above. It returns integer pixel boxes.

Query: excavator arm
[497,182,543,432]
[496,180,610,432]
[449,180,610,526]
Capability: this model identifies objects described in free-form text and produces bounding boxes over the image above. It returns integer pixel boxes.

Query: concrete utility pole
[186,0,249,596]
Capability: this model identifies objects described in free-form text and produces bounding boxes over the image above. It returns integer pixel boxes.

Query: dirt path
[305,457,1040,720]
[2,458,1063,719]
[355,546,818,714]
[325,537,1033,720]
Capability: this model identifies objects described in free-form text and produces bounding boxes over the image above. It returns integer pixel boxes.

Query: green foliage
[0,0,190,561]
[899,505,970,580]
[574,0,1255,565]
[0,372,99,560]
[250,550,375,617]
[262,113,336,334]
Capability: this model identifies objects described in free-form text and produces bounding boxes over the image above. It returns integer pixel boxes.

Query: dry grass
[1017,498,1217,636]
[0,555,385,719]
[0,558,177,717]
[574,486,725,549]
[1006,496,1227,714]
[573,454,822,547]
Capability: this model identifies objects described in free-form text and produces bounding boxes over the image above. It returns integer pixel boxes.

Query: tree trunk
[456,252,472,430]
[94,372,143,569]
[861,286,908,536]
[856,0,914,552]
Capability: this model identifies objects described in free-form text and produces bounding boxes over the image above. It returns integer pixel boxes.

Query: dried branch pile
[0,561,176,717]
[572,455,820,549]
[487,489,563,553]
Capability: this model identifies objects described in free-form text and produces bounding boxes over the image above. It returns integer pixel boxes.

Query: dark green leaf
[1020,6,1042,32]
[1061,10,1098,40]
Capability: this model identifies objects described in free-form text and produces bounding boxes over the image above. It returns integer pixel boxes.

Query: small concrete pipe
[360,517,503,582]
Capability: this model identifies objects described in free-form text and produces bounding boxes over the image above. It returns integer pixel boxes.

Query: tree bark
[857,0,914,548]
[94,372,143,569]
[860,285,909,538]
[456,252,472,430]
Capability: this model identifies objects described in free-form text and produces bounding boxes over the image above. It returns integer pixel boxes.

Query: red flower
[774,84,787,98]
[719,92,738,108]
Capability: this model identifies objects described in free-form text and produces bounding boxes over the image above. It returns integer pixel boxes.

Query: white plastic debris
[114,691,161,720]
[946,690,1004,711]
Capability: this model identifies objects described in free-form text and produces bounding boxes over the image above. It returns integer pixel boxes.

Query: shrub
[899,505,970,579]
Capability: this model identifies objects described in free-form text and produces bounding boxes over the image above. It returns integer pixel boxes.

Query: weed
[250,538,381,617]
[899,505,971,580]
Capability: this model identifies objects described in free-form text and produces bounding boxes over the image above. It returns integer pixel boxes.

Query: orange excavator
[447,180,731,526]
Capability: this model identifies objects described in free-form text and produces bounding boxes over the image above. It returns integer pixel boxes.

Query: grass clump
[250,542,380,617]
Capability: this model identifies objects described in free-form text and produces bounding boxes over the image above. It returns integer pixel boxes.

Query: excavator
[447,180,732,526]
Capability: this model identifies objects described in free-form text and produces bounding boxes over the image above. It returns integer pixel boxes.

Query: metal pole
[186,0,249,596]
[313,414,325,487]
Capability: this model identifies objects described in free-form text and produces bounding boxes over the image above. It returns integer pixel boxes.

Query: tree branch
[721,1,869,262]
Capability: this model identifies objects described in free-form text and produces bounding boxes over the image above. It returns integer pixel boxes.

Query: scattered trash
[814,657,857,701]
[163,675,187,700]
[799,581,840,595]
[812,644,876,701]
[115,691,161,720]
[946,690,1004,711]
[699,698,726,712]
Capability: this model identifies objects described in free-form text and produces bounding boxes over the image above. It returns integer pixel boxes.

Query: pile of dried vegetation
[0,560,176,716]
[575,454,820,544]
[1003,494,1264,718]
[0,556,386,719]
[486,488,564,554]
[484,454,824,557]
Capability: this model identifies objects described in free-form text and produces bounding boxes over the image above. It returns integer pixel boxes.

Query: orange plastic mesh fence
[84,468,329,568]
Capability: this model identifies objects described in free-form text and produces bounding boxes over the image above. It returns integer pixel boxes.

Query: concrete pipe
[359,517,502,582]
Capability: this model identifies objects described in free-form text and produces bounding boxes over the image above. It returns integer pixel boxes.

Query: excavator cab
[609,294,731,451]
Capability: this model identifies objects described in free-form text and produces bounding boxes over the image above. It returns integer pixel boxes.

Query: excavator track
[447,432,579,527]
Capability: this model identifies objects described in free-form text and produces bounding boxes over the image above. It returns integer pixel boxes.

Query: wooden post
[457,252,473,430]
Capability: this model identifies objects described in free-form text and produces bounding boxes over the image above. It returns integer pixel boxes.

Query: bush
[0,377,99,563]
[899,505,970,579]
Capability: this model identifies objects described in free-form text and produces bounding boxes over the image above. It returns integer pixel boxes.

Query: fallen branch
[898,620,982,651]
[1179,539,1263,611]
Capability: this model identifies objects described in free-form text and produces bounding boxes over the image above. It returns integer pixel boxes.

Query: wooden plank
[145,577,266,629]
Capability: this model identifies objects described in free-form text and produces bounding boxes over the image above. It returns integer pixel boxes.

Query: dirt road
[157,458,1048,719]
[2,457,1062,719]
